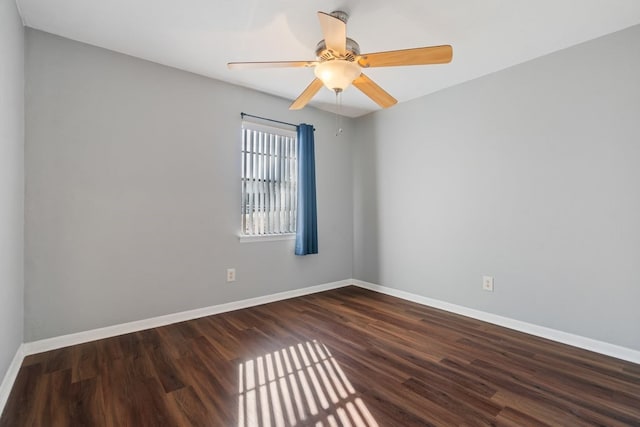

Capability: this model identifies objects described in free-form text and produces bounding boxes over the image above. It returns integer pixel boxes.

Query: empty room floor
[1,286,639,425]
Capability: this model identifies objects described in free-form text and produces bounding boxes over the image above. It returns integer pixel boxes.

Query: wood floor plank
[166,385,212,427]
[70,342,99,383]
[0,363,42,426]
[67,376,105,425]
[44,369,73,426]
[173,352,233,425]
[2,286,639,426]
[495,406,551,427]
[401,376,500,425]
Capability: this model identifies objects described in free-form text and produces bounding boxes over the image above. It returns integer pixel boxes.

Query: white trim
[17,278,640,366]
[351,280,640,364]
[23,280,351,356]
[0,344,25,416]
[239,233,296,243]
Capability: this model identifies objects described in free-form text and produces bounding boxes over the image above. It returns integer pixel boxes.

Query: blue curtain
[295,124,318,255]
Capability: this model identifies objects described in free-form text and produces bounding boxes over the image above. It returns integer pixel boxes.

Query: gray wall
[25,29,353,341]
[0,0,25,380]
[353,25,640,351]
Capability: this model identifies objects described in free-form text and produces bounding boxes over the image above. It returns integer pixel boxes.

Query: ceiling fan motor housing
[315,38,360,61]
[330,10,349,23]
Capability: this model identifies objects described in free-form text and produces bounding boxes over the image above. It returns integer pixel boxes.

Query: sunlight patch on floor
[238,340,378,426]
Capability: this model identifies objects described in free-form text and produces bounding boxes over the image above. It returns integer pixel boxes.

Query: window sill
[239,233,296,243]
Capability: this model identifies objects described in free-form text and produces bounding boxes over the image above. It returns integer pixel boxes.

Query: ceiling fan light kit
[314,60,361,92]
[228,10,453,110]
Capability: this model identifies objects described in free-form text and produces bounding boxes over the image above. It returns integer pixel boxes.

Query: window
[241,121,298,239]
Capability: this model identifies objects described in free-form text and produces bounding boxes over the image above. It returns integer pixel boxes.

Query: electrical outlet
[482,276,494,292]
[226,268,236,282]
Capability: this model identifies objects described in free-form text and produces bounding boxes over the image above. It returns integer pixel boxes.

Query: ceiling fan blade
[228,60,318,69]
[357,45,453,68]
[289,78,324,110]
[352,74,397,108]
[317,11,346,55]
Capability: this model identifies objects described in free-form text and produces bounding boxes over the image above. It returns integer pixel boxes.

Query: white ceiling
[16,0,640,117]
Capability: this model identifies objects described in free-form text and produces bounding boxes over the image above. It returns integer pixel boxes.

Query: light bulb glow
[314,60,361,92]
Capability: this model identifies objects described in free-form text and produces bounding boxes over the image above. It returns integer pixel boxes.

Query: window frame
[239,120,298,242]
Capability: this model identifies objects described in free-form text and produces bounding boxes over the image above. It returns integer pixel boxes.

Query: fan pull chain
[335,89,343,136]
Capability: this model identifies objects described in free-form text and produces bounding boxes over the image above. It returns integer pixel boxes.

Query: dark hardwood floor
[2,286,639,426]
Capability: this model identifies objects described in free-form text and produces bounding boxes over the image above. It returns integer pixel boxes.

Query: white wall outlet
[482,276,494,292]
[226,268,236,282]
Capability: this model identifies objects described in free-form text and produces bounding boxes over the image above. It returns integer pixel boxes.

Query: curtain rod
[240,112,315,131]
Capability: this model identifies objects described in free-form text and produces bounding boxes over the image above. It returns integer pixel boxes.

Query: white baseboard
[23,279,350,356]
[0,344,25,416]
[352,280,640,364]
[2,277,637,418]
[18,277,640,365]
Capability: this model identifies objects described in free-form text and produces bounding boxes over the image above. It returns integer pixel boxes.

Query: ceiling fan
[228,11,453,111]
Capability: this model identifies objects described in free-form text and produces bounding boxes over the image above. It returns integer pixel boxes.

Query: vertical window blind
[241,121,298,236]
